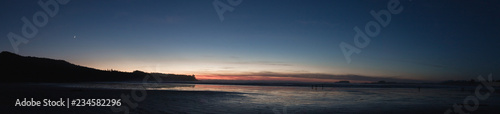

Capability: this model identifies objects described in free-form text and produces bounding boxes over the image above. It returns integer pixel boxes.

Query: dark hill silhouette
[0,51,197,83]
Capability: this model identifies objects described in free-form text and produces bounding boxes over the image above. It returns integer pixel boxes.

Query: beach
[1,83,500,114]
[1,83,250,113]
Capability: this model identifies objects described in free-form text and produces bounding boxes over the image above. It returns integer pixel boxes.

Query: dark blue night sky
[1,0,499,82]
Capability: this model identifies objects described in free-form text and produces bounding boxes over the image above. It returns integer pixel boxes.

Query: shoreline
[2,83,499,113]
[0,83,248,113]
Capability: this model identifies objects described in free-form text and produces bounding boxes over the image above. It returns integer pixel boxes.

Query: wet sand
[1,83,499,114]
[0,83,249,113]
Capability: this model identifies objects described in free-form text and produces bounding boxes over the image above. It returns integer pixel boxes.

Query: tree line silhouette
[0,51,197,83]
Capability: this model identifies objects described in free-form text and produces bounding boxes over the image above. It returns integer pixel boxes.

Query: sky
[1,0,499,83]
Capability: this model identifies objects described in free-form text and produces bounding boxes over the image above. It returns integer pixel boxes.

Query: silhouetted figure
[418,86,421,92]
[461,87,465,92]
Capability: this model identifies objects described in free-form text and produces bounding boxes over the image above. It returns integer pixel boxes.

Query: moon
[73,35,76,38]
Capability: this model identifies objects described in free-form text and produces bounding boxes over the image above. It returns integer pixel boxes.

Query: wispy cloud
[209,71,426,83]
[230,61,293,66]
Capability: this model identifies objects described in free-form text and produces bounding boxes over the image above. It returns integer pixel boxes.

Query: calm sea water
[60,83,500,113]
